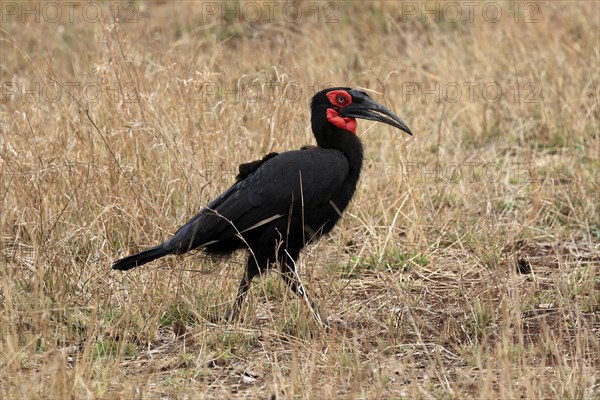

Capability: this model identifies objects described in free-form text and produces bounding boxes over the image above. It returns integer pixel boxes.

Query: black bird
[113,88,412,324]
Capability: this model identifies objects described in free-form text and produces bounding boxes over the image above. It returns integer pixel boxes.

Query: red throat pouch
[326,108,357,134]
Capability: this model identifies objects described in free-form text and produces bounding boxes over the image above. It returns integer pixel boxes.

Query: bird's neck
[344,139,364,177]
[316,129,364,185]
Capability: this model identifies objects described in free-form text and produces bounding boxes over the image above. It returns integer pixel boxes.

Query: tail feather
[112,245,169,271]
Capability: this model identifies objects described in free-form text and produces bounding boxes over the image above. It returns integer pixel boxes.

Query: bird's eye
[326,90,352,108]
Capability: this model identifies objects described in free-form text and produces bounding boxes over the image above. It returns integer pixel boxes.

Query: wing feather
[165,149,349,252]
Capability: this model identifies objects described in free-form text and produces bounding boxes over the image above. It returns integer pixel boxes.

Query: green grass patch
[341,249,429,277]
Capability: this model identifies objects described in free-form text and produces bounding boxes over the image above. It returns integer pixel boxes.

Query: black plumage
[113,87,412,323]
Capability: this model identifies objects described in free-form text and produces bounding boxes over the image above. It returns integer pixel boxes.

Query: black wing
[236,152,279,181]
[165,148,349,252]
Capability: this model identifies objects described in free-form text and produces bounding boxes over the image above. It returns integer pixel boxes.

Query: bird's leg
[227,275,251,322]
[281,250,328,327]
[227,256,260,322]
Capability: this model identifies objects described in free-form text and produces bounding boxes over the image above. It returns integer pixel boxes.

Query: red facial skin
[326,90,357,134]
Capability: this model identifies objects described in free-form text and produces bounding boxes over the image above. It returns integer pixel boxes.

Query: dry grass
[1,1,599,398]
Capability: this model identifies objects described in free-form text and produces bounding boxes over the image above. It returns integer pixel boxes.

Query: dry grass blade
[1,2,599,399]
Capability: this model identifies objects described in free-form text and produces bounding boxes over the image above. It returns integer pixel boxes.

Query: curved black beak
[341,90,413,135]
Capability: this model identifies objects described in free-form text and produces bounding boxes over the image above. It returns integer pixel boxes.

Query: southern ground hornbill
[113,87,412,325]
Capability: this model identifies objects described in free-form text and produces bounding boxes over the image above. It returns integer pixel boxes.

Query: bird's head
[310,87,412,148]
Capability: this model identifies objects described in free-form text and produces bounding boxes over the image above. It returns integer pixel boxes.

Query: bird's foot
[324,316,347,332]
